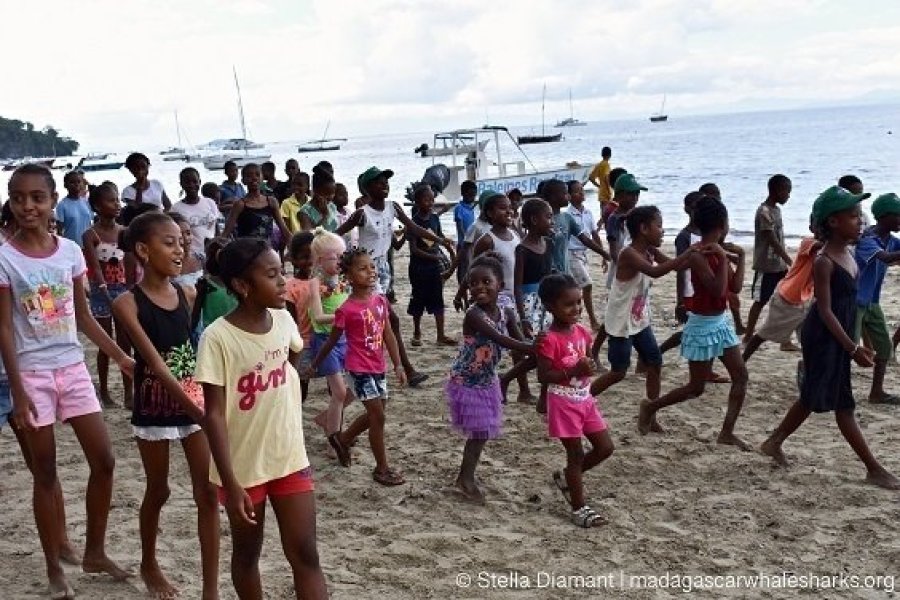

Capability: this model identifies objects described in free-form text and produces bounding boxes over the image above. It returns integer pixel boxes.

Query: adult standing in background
[588,146,614,205]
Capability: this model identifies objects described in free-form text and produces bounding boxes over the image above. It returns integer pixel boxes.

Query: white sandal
[572,505,602,528]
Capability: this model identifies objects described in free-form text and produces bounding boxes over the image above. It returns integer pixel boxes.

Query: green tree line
[0,116,79,159]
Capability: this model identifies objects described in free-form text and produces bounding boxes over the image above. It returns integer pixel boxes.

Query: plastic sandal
[572,505,602,528]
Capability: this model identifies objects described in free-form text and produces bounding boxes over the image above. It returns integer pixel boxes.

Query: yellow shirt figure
[280,194,306,234]
[195,309,308,488]
[588,158,613,203]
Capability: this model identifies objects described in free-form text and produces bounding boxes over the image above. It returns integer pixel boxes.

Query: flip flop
[552,471,572,504]
[407,372,429,387]
[373,468,405,486]
[327,433,352,467]
[410,338,422,347]
[870,394,900,405]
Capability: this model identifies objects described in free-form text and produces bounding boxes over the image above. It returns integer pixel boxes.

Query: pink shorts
[547,393,607,439]
[217,468,315,506]
[21,362,101,428]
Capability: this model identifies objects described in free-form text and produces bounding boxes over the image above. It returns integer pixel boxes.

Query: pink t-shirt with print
[538,324,594,401]
[333,294,390,374]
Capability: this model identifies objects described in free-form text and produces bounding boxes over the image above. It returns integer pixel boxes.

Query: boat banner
[476,167,589,196]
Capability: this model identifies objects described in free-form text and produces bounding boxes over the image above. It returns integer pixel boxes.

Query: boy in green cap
[853,192,900,404]
[337,166,455,386]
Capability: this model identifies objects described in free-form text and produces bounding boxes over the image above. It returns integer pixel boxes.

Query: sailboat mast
[569,89,574,119]
[541,83,546,136]
[174,110,181,148]
[233,66,249,148]
[322,120,330,142]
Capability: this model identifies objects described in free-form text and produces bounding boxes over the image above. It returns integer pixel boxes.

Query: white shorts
[568,250,592,288]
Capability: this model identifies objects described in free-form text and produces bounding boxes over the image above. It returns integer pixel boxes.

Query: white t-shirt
[0,236,87,370]
[464,219,492,244]
[567,205,596,252]
[171,197,220,255]
[358,201,397,260]
[122,179,167,207]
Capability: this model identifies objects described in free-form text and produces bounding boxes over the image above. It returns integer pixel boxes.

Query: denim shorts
[0,379,11,429]
[607,326,662,372]
[346,371,387,402]
[310,332,347,377]
[373,255,392,296]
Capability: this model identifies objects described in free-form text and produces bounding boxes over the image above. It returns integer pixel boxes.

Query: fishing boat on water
[424,126,589,199]
[554,89,587,127]
[202,67,271,170]
[297,121,346,153]
[517,84,563,144]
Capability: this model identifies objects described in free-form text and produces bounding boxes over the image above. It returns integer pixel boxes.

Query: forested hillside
[0,117,79,158]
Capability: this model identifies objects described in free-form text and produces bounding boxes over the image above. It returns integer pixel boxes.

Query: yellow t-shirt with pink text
[195,308,308,487]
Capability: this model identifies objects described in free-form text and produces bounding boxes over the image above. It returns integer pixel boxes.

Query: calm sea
[3,103,897,244]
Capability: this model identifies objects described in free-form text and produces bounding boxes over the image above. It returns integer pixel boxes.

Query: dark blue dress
[800,257,856,412]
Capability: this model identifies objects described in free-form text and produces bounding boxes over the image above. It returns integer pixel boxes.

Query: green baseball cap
[871,193,900,219]
[357,166,394,193]
[614,173,648,193]
[478,189,504,208]
[811,185,870,224]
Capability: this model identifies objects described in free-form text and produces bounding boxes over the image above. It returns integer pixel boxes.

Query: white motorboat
[202,68,271,170]
[77,153,125,172]
[426,126,590,199]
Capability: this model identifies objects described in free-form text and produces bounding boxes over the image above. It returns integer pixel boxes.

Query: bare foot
[140,563,179,599]
[83,555,132,581]
[637,400,654,435]
[517,392,536,405]
[649,416,665,433]
[59,541,82,566]
[437,336,458,346]
[779,341,800,352]
[48,572,74,600]
[454,479,485,504]
[716,432,752,451]
[865,469,900,490]
[760,437,789,466]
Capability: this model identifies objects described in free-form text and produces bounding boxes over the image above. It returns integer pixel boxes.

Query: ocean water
[2,103,897,243]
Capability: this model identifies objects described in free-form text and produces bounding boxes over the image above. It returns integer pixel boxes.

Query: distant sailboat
[160,111,199,162]
[554,89,587,127]
[650,95,668,123]
[202,67,271,170]
[518,84,563,144]
[297,121,347,153]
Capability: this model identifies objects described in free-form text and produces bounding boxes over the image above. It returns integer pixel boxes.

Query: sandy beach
[2,243,899,599]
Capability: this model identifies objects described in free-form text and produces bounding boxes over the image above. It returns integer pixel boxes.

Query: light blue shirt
[55,197,94,248]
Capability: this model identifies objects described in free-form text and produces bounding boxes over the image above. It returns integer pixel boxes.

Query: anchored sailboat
[202,67,271,170]
[518,84,563,144]
[649,95,668,123]
[297,121,347,153]
[554,89,587,127]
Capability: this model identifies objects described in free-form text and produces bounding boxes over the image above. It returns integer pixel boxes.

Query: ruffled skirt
[445,377,503,439]
[680,312,738,361]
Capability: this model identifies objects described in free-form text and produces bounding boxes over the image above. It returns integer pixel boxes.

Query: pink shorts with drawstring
[21,362,101,428]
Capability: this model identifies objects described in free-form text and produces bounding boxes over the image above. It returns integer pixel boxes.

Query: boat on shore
[202,67,271,170]
[554,89,587,127]
[424,126,589,199]
[517,84,564,144]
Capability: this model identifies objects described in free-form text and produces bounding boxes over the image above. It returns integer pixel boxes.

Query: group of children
[2,152,900,598]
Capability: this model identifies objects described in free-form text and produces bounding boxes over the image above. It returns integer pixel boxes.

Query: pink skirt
[445,377,503,440]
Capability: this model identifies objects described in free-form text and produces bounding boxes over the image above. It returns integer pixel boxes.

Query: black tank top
[131,284,197,427]
[521,238,554,285]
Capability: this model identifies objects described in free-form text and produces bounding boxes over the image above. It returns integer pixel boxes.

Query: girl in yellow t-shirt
[196,237,327,599]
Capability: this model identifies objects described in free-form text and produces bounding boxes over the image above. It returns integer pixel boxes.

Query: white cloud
[0,0,897,150]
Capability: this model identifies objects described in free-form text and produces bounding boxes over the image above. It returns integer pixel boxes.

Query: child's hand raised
[852,346,875,368]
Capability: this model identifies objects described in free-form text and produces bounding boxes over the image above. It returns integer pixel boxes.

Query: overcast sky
[2,0,898,150]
